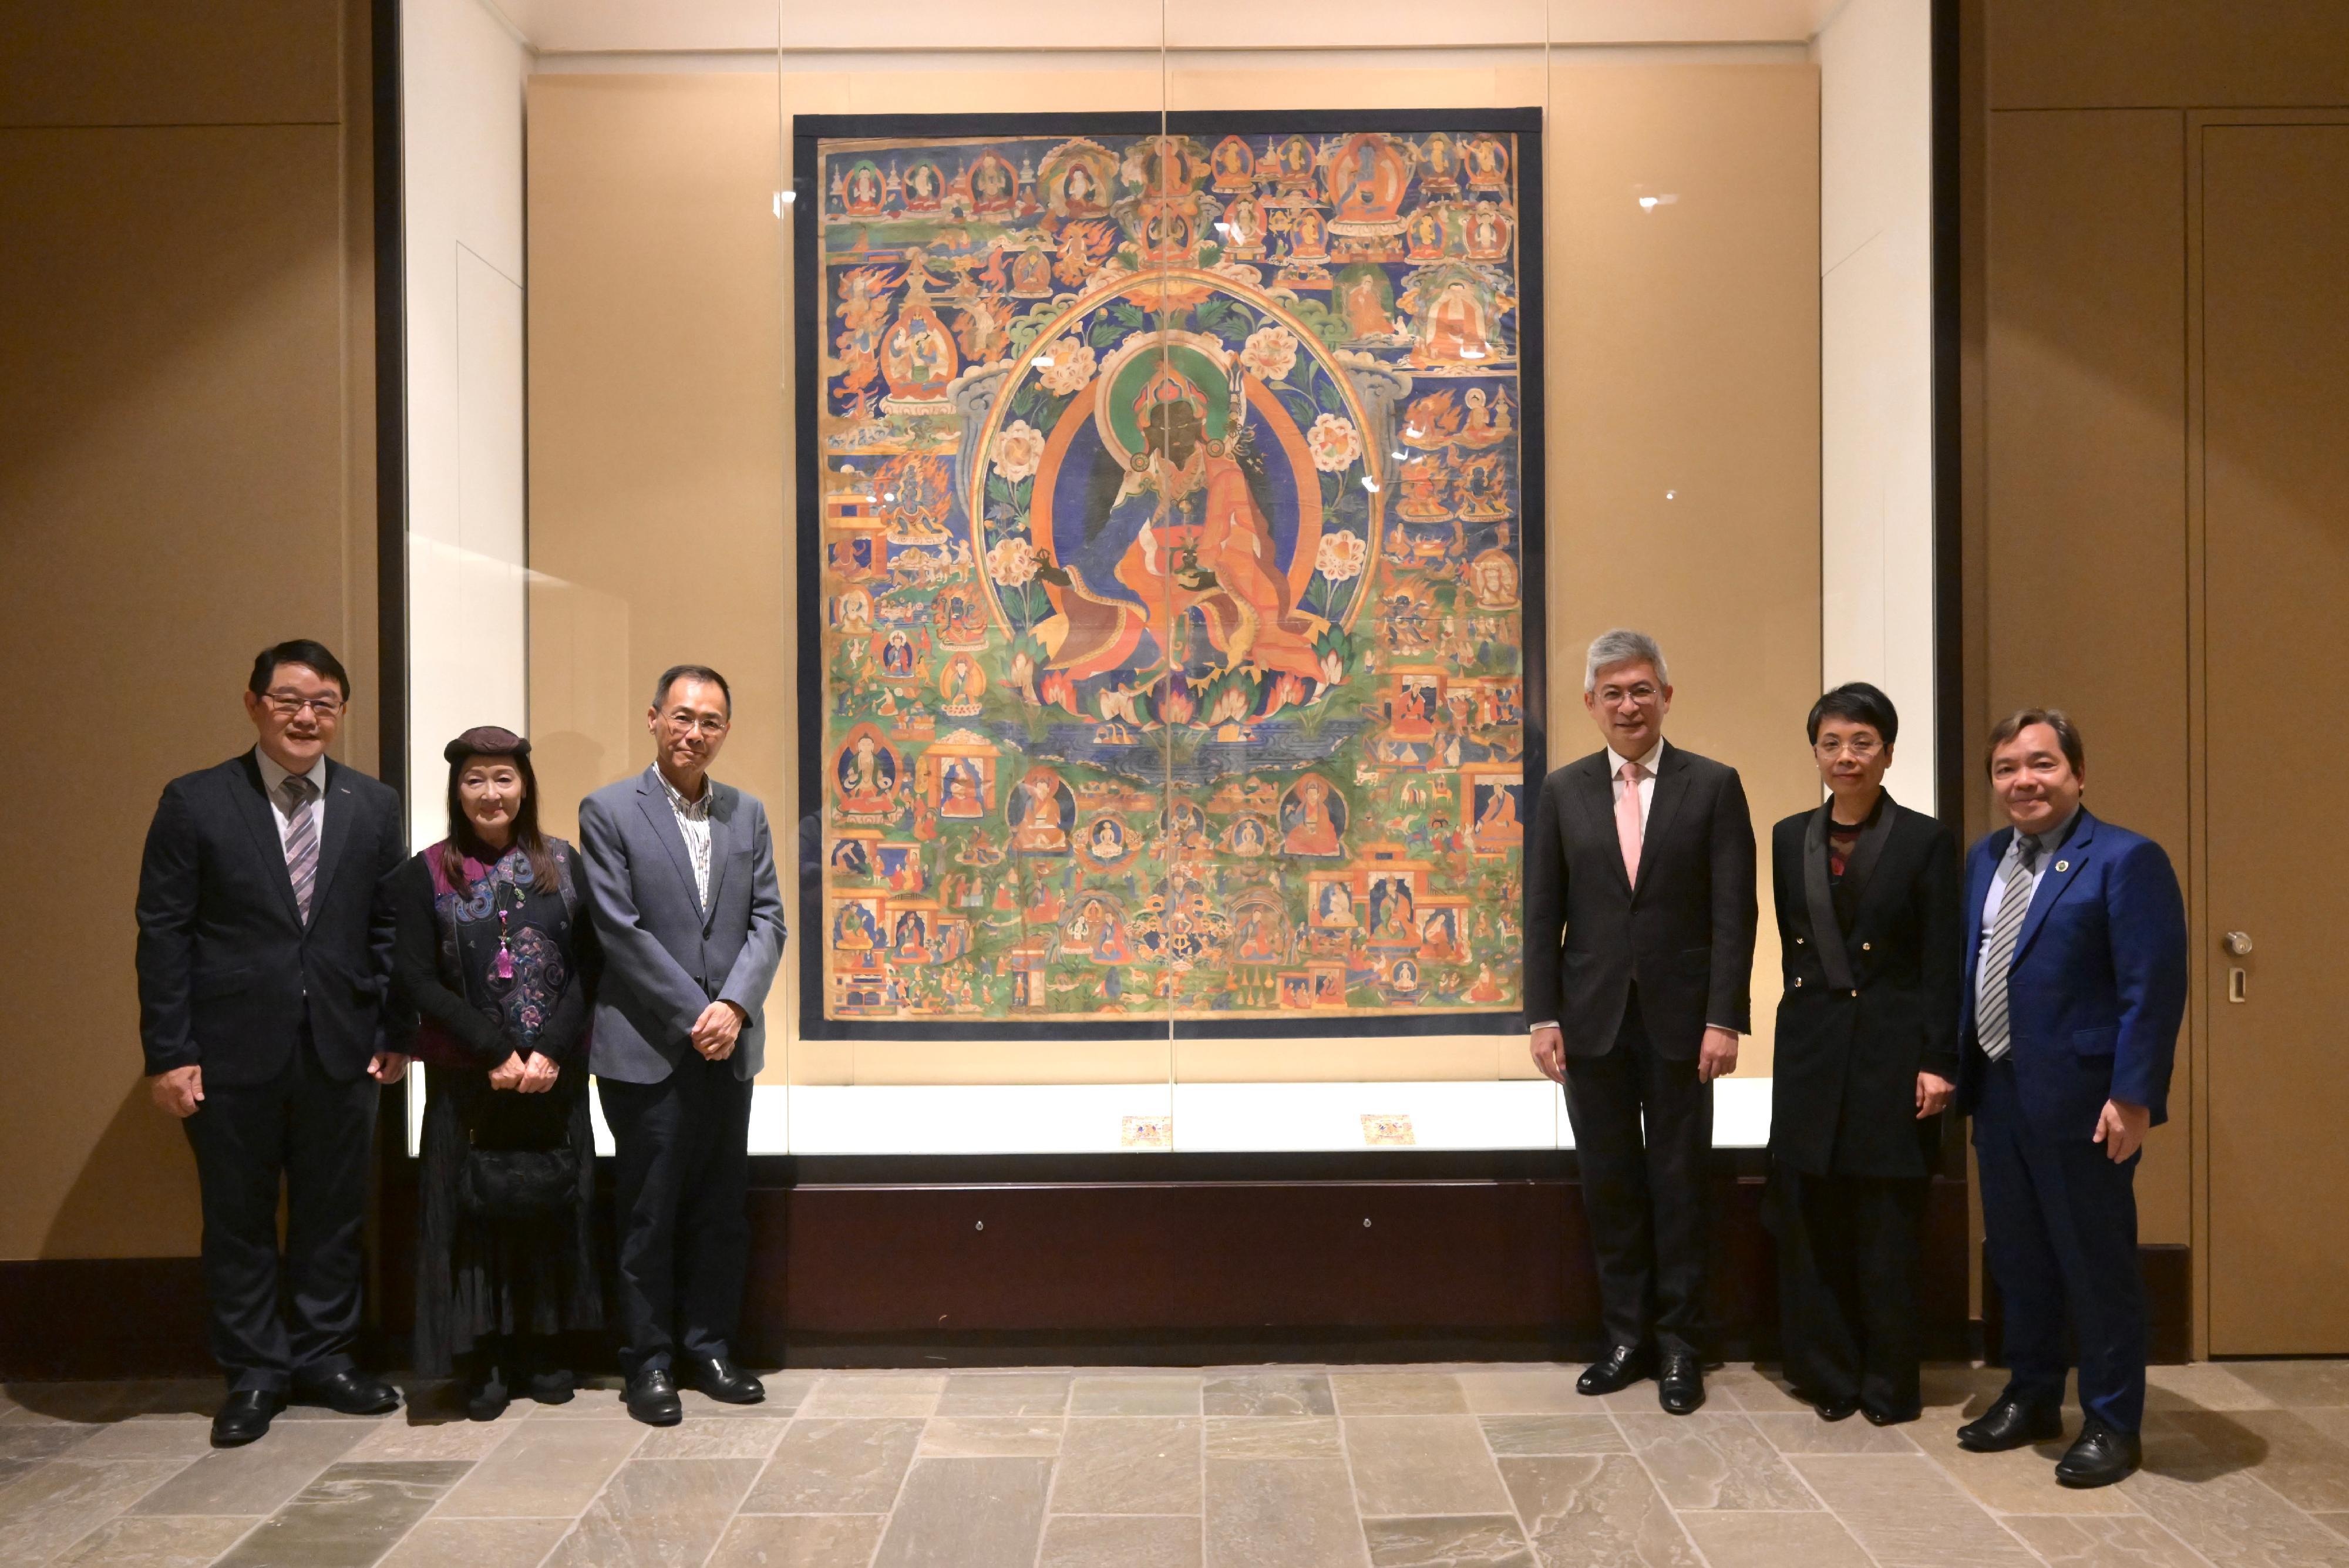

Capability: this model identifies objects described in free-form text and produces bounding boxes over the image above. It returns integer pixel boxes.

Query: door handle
[2229,967,2247,1004]
[2224,930,2254,957]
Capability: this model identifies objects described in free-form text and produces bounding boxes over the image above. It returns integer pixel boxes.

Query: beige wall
[524,57,1822,1088]
[1970,0,2349,1335]
[0,0,378,1260]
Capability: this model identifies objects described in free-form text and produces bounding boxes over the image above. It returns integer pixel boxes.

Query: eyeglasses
[1595,685,1661,706]
[264,692,343,718]
[662,711,729,736]
[1815,738,1883,759]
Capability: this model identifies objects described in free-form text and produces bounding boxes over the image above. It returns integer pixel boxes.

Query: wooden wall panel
[1988,1,2349,111]
[1984,109,2190,1243]
[0,0,344,127]
[0,1,374,1263]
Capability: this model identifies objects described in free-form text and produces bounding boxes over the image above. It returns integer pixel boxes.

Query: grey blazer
[578,766,787,1084]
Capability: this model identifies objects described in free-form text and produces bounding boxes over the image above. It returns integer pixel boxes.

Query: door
[2203,124,2349,1354]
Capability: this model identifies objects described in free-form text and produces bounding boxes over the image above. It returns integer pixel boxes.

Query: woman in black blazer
[1768,684,1961,1424]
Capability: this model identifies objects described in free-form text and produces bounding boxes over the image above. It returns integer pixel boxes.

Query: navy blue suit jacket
[1955,809,2187,1142]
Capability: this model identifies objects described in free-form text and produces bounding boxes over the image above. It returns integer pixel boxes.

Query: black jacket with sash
[1767,796,1962,1179]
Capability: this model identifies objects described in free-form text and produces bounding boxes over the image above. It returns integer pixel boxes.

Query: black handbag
[457,1126,578,1222]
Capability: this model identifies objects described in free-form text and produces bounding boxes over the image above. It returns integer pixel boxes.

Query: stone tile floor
[2,1360,2346,1567]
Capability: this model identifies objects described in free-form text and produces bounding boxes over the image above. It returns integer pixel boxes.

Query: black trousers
[1772,1167,1926,1418]
[1563,990,1713,1356]
[1974,1058,2148,1432]
[598,1055,754,1375]
[180,1031,378,1393]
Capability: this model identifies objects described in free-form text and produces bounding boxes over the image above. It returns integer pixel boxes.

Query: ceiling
[489,0,1845,56]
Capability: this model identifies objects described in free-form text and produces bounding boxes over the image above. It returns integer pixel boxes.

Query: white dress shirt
[1608,738,1665,826]
[254,748,328,856]
[1974,805,2081,1020]
[657,766,716,909]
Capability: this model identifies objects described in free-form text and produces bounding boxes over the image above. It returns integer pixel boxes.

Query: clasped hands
[489,1051,559,1093]
[690,1000,748,1062]
[1528,1023,1741,1084]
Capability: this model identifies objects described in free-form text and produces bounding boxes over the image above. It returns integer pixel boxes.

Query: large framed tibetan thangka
[793,111,1546,1041]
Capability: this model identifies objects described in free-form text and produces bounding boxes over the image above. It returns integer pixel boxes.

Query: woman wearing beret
[389,727,602,1418]
[1768,684,1962,1424]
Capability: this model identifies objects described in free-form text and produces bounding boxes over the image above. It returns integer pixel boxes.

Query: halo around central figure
[972,272,1380,736]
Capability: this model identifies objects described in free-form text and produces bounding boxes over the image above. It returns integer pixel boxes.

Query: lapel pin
[2055,860,2069,873]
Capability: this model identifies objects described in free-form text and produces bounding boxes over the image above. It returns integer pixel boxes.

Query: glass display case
[393,0,1941,1168]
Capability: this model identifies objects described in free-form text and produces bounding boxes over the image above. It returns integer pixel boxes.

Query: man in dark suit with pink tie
[1525,630,1758,1415]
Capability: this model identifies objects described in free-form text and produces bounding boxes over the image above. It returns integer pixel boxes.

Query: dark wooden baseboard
[9,1160,1973,1380]
[0,1257,211,1381]
[1979,1240,2193,1367]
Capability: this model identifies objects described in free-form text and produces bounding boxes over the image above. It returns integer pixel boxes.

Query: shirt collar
[1607,738,1665,778]
[655,764,715,821]
[255,747,328,802]
[2014,804,2081,859]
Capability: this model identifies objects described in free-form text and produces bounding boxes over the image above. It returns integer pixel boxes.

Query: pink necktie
[1616,761,1646,886]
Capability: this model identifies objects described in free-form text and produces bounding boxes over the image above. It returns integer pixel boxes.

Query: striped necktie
[1976,836,2042,1062]
[280,775,320,924]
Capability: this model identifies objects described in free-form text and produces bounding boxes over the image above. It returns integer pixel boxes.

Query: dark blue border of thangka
[792,109,1546,1042]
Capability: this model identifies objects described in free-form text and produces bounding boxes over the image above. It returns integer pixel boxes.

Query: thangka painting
[794,112,1543,1037]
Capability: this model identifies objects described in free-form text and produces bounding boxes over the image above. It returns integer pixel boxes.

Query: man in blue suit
[1953,709,2186,1488]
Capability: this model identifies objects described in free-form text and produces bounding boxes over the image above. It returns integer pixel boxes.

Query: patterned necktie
[280,775,319,924]
[1976,836,2042,1062]
[1616,761,1647,886]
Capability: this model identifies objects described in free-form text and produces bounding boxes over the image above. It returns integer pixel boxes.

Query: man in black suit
[136,641,410,1446]
[1526,629,1757,1414]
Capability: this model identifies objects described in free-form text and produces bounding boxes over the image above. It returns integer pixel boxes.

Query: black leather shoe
[625,1367,684,1426]
[295,1368,401,1416]
[686,1356,766,1405]
[1956,1395,2063,1452]
[1815,1392,1861,1422]
[1658,1351,1705,1415]
[2055,1418,2141,1488]
[212,1389,283,1448]
[1576,1345,1654,1397]
[1862,1404,1917,1426]
[465,1367,511,1423]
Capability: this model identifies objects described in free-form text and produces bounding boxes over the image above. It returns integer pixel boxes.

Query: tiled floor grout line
[194,1512,273,1568]
[332,1398,539,1568]
[1022,1387,1072,1568]
[524,1404,651,1568]
[1193,1382,1207,1568]
[42,1445,210,1567]
[1605,1399,1717,1567]
[864,1389,928,1568]
[1330,1384,1376,1568]
[1731,1388,1853,1547]
[2226,1462,2349,1557]
[351,1451,487,1568]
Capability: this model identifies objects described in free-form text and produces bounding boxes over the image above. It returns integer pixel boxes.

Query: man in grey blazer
[580,665,787,1425]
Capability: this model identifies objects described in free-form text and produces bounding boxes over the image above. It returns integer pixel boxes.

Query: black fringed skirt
[412,1063,603,1375]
